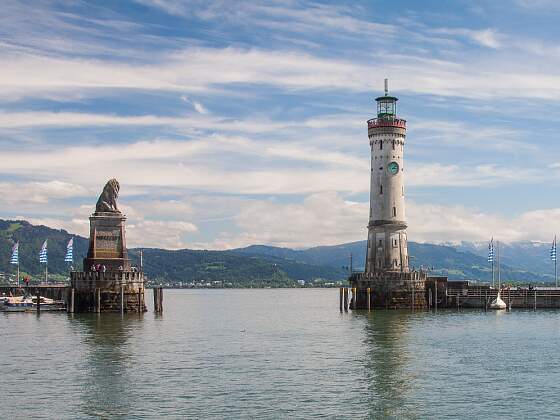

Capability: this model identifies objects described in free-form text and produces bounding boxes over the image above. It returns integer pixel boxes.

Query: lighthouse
[349,80,426,310]
[365,79,409,273]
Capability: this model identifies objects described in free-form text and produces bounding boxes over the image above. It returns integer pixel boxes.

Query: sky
[2,0,560,249]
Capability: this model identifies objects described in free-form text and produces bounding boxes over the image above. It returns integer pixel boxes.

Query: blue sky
[1,0,560,248]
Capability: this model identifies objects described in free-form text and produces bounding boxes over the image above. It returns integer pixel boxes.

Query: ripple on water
[2,290,560,418]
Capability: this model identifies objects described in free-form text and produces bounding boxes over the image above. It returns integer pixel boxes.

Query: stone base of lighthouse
[349,271,427,310]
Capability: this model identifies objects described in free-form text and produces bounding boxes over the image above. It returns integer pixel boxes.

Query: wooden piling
[339,287,343,312]
[153,287,163,314]
[96,288,101,313]
[411,281,415,311]
[534,291,537,311]
[485,290,488,311]
[434,280,438,311]
[70,288,75,314]
[36,292,41,313]
[428,288,432,308]
[120,285,124,314]
[343,288,348,312]
[367,287,371,312]
[157,288,163,314]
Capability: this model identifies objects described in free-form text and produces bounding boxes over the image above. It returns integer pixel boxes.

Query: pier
[438,280,560,309]
[0,285,67,301]
[340,279,560,311]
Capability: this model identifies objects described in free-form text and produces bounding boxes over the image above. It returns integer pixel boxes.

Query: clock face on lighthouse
[388,161,399,175]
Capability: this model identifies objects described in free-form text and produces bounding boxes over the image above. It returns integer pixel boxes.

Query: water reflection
[71,313,143,418]
[360,311,417,418]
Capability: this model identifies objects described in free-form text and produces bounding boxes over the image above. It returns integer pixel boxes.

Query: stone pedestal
[70,271,146,313]
[68,210,146,313]
[83,212,131,272]
[349,271,427,310]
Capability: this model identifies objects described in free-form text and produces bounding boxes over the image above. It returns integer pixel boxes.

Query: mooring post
[121,285,124,314]
[534,291,537,311]
[344,288,348,312]
[485,290,488,311]
[339,287,343,312]
[367,287,371,312]
[153,287,159,313]
[70,288,75,314]
[435,280,438,311]
[96,288,101,313]
[36,292,41,314]
[428,287,432,308]
[159,288,163,314]
[411,281,414,311]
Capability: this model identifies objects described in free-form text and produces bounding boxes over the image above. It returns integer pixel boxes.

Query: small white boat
[1,296,65,312]
[490,290,507,310]
[2,296,33,312]
[488,240,507,310]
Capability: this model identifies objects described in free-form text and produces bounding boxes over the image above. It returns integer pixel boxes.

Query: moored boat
[1,295,65,312]
[2,296,33,312]
[489,290,507,310]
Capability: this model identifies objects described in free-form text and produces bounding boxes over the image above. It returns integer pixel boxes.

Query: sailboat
[490,240,507,310]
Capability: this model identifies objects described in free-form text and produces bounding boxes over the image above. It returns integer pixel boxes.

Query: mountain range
[0,219,555,285]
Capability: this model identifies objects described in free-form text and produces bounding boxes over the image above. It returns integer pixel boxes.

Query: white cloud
[127,220,197,249]
[0,181,90,204]
[192,101,208,114]
[433,27,502,49]
[407,201,560,244]
[3,43,560,102]
[203,192,368,249]
[22,216,90,238]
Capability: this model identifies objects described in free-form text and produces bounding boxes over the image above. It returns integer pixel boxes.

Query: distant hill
[0,219,345,285]
[232,241,551,283]
[0,220,89,278]
[455,241,553,276]
[0,218,554,285]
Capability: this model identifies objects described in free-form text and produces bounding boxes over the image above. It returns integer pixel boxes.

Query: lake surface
[2,289,560,419]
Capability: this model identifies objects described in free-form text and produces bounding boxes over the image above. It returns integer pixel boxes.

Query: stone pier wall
[349,271,427,309]
[70,271,146,313]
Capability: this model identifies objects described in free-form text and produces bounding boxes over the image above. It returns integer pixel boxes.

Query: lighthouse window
[379,142,382,150]
[392,141,395,150]
[379,185,383,195]
[402,186,404,196]
[393,207,397,217]
[394,259,398,267]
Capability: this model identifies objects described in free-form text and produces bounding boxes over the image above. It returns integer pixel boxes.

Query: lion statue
[95,178,120,213]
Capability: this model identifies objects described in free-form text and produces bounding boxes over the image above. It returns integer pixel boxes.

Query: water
[2,289,560,419]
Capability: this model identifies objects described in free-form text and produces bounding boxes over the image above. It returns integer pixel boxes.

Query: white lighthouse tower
[365,79,409,273]
[350,80,426,310]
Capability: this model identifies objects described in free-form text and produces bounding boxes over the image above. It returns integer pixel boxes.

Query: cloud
[202,192,368,249]
[127,220,197,249]
[0,181,90,204]
[192,101,208,114]
[407,201,560,244]
[4,43,560,102]
[433,27,502,49]
[188,194,560,249]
